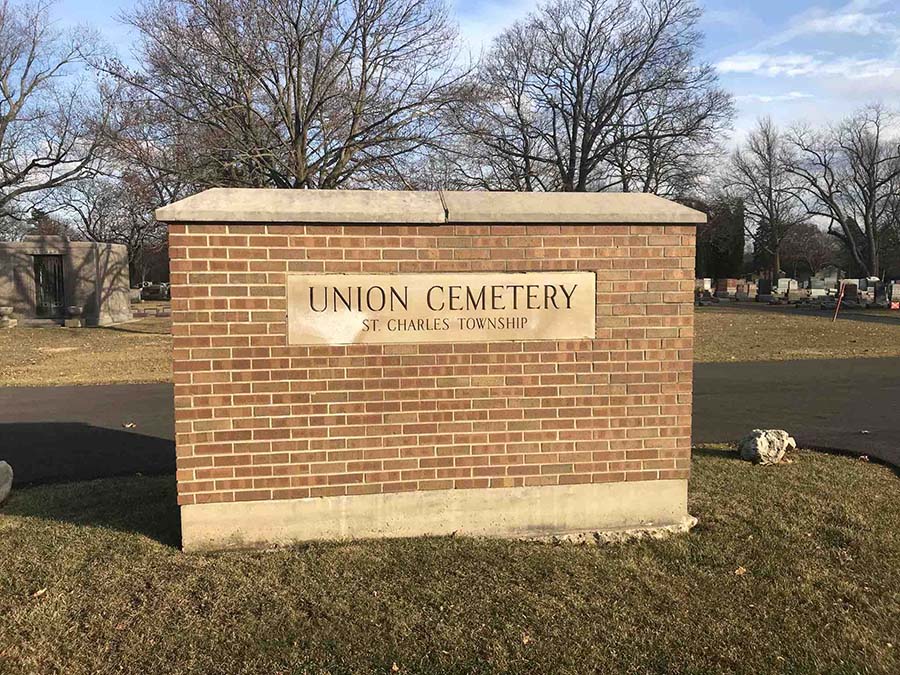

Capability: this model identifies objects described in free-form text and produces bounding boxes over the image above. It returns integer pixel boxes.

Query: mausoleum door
[33,255,65,318]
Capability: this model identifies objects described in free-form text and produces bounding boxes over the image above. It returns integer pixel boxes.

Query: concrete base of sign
[180,479,690,553]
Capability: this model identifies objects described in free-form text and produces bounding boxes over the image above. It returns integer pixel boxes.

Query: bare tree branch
[443,0,732,193]
[724,117,806,277]
[0,0,108,226]
[786,104,900,277]
[96,0,469,189]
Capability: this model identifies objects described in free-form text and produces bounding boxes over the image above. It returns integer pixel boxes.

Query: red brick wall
[169,223,696,506]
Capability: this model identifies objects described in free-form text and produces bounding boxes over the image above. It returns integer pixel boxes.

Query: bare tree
[0,0,107,228]
[52,172,172,283]
[442,23,554,191]
[447,0,731,193]
[605,85,732,196]
[100,0,468,190]
[779,222,837,277]
[787,105,900,278]
[725,117,805,278]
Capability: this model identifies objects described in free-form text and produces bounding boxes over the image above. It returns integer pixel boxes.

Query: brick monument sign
[156,189,704,552]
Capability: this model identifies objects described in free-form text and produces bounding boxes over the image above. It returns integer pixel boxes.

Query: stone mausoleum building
[0,234,132,325]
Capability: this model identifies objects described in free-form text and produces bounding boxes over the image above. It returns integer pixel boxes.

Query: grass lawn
[0,317,171,386]
[1,304,899,386]
[695,306,900,362]
[1,449,897,674]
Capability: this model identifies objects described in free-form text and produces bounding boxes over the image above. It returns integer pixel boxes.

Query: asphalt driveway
[1,357,897,484]
[0,384,175,484]
[692,358,899,464]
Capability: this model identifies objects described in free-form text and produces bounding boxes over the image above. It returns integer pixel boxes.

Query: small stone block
[64,318,85,328]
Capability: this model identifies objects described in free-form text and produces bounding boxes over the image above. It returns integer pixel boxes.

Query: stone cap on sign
[155,188,446,224]
[155,188,706,225]
[440,191,705,224]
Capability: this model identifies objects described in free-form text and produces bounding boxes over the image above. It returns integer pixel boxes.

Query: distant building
[0,234,132,325]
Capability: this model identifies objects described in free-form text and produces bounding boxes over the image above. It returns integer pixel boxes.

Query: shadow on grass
[0,422,180,546]
[100,322,170,336]
[3,472,181,547]
[698,303,900,326]
[804,443,900,478]
[692,446,740,460]
[693,443,900,476]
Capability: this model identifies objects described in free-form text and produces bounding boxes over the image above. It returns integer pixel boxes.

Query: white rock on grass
[0,461,11,505]
[737,429,796,465]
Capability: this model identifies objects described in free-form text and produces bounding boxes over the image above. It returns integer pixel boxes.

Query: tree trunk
[869,247,879,279]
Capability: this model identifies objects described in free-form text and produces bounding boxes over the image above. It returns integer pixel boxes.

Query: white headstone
[0,461,12,505]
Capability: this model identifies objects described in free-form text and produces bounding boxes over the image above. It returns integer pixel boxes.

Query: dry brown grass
[1,449,898,674]
[1,305,898,386]
[0,317,172,386]
[695,305,900,362]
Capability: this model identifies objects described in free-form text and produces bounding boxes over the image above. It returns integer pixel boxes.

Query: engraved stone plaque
[287,271,596,345]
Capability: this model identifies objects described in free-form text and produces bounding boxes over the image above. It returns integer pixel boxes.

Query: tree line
[0,0,898,281]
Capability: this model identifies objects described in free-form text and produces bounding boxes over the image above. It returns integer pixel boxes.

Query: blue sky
[57,0,900,141]
[452,0,900,138]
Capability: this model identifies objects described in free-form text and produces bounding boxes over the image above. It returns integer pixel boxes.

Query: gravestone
[0,306,14,329]
[0,461,12,505]
[776,278,798,293]
[715,278,738,298]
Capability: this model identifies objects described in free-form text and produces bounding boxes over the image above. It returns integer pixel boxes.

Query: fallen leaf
[522,633,532,645]
[734,566,748,576]
[32,588,47,598]
[391,663,400,673]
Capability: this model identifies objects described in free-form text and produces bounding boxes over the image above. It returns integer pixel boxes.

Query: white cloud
[818,69,900,98]
[717,0,900,84]
[717,53,900,80]
[734,91,814,103]
[718,53,816,77]
[759,0,900,48]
